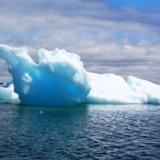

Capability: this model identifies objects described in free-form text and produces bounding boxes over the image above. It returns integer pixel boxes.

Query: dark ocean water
[0,103,160,160]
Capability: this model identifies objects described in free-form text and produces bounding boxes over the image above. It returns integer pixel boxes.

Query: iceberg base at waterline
[0,44,160,106]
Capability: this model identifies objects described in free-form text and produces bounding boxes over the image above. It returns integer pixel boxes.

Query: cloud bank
[0,0,160,84]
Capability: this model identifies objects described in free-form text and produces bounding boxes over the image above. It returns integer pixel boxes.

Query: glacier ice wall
[0,45,90,106]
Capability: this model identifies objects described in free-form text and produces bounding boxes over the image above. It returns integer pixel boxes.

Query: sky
[0,0,160,84]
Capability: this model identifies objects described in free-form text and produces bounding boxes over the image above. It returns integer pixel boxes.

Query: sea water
[0,103,160,160]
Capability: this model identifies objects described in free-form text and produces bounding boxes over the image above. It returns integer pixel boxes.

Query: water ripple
[0,103,160,159]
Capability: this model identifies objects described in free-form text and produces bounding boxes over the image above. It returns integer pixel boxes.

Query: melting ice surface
[0,44,160,106]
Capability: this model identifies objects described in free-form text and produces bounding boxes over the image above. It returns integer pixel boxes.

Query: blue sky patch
[76,30,99,35]
[107,0,160,10]
[114,32,160,40]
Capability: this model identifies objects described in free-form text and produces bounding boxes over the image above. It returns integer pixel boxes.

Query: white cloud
[0,0,160,84]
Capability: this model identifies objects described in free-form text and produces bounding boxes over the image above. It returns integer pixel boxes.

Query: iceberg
[0,45,90,106]
[0,44,160,106]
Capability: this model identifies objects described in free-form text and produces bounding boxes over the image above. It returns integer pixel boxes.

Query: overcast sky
[0,0,160,84]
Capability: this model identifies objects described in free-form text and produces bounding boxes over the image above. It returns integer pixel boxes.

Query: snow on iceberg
[0,45,90,106]
[0,44,160,106]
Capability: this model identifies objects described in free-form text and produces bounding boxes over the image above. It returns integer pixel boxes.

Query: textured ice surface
[0,44,160,106]
[0,45,90,106]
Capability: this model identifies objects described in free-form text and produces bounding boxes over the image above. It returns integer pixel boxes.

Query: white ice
[0,44,160,106]
[0,81,19,102]
[86,72,147,104]
[127,76,160,104]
